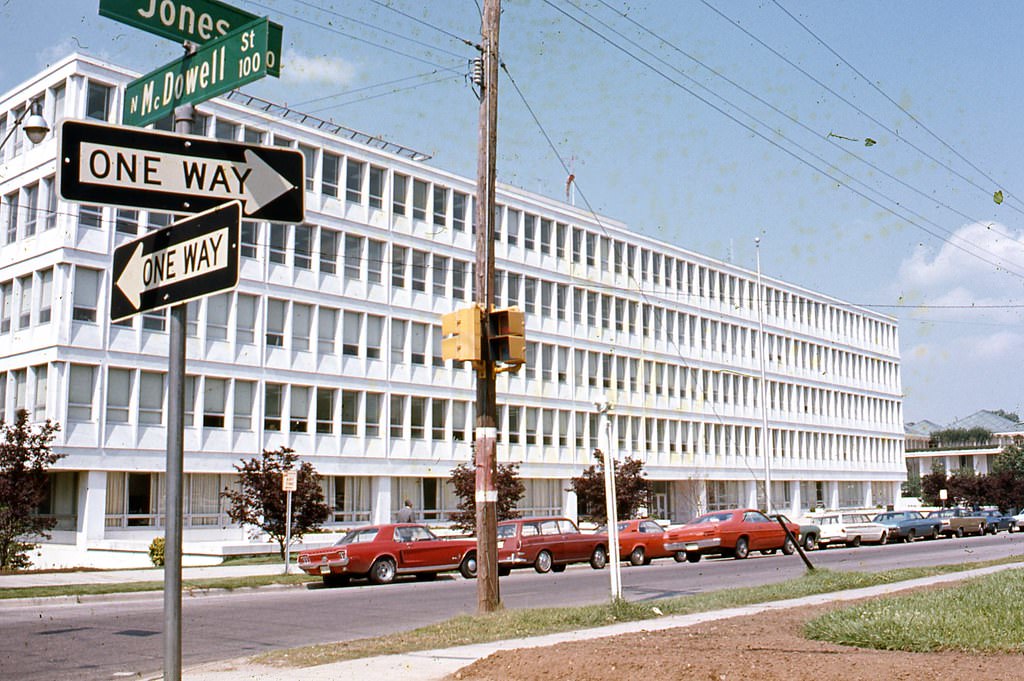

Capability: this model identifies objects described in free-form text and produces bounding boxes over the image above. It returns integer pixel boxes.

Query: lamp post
[0,100,50,152]
[596,401,622,600]
[755,237,772,514]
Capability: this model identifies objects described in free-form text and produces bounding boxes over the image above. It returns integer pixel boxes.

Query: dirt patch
[448,600,1020,681]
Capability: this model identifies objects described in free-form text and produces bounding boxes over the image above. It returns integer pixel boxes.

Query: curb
[0,580,311,609]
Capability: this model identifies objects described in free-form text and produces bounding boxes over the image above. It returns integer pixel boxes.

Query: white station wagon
[816,512,889,548]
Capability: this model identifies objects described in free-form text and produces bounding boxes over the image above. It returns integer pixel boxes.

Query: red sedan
[603,518,685,565]
[496,516,608,575]
[297,523,478,586]
[664,509,800,563]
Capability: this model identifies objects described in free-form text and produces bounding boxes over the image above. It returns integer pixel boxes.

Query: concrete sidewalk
[174,562,1021,681]
[0,562,291,589]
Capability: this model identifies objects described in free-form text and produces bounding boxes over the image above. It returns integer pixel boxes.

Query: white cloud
[282,51,357,86]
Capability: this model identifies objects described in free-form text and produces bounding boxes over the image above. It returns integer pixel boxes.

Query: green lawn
[804,568,1024,652]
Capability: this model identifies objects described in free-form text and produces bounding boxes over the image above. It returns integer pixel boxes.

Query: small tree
[448,461,525,533]
[920,460,947,506]
[0,410,64,570]
[221,447,329,558]
[570,449,650,524]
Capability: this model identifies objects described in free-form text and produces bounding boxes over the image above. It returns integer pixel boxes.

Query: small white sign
[939,489,948,500]
[282,470,297,492]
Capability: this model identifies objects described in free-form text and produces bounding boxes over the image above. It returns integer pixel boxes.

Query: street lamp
[755,237,772,514]
[0,100,50,151]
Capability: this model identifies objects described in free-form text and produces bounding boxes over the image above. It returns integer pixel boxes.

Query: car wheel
[906,529,916,543]
[847,536,861,548]
[685,552,701,563]
[673,551,686,563]
[734,536,750,560]
[879,531,888,545]
[551,563,567,573]
[629,546,646,567]
[927,527,939,540]
[782,536,797,555]
[590,545,608,570]
[322,573,349,587]
[803,533,817,551]
[498,566,512,577]
[369,558,396,585]
[534,550,553,574]
[459,552,478,579]
[955,527,965,538]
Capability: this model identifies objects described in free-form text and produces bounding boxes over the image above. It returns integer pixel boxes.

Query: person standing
[397,499,416,523]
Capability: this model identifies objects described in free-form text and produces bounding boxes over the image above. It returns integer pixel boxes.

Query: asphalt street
[4,532,1023,681]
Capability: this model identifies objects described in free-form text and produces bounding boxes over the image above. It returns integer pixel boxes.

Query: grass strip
[255,555,1024,668]
[804,568,1024,653]
[0,573,318,600]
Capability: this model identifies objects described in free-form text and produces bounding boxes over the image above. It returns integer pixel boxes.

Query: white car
[816,512,889,548]
[1013,511,1024,531]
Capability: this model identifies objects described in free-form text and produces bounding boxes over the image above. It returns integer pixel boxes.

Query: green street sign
[124,18,268,127]
[99,0,281,77]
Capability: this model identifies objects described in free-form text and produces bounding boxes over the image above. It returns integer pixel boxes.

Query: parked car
[496,516,609,575]
[977,509,1016,533]
[815,512,889,548]
[927,508,987,537]
[872,510,941,542]
[1013,511,1024,532]
[771,514,819,551]
[598,518,684,565]
[297,523,477,586]
[663,509,800,563]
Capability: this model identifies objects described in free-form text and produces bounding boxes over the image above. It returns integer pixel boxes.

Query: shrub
[149,537,165,567]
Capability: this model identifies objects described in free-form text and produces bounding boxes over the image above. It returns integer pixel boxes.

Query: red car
[602,518,685,565]
[496,516,609,575]
[664,509,800,563]
[297,523,478,586]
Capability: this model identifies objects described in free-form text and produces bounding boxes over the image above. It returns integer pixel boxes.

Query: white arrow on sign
[78,142,293,216]
[117,227,231,310]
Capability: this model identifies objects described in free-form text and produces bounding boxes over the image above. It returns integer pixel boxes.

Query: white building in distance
[0,55,906,565]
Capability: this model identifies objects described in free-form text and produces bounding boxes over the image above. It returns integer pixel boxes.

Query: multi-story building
[905,410,1024,478]
[0,55,906,564]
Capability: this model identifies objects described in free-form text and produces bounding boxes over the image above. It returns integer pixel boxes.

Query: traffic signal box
[440,305,526,373]
[488,306,525,372]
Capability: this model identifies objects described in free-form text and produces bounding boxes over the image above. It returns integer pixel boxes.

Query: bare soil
[448,598,1021,681]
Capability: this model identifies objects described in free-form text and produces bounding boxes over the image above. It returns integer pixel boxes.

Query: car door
[742,511,776,550]
[640,520,666,556]
[403,525,455,569]
[558,518,590,561]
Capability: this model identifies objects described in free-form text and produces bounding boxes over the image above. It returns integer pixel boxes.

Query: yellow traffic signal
[489,306,526,369]
[441,306,482,362]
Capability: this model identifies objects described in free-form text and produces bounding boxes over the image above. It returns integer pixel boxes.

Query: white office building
[0,55,906,564]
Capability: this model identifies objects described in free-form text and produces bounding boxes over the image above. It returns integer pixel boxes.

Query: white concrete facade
[0,55,906,562]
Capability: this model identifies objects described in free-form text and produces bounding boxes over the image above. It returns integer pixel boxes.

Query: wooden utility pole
[474,0,501,613]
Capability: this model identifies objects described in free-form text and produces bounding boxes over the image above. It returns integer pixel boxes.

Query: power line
[543,0,1024,282]
[362,0,479,49]
[305,73,465,114]
[291,69,454,108]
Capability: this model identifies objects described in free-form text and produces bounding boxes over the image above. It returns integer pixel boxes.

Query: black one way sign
[59,120,304,223]
[111,201,241,322]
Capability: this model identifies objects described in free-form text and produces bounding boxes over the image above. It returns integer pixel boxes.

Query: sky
[1,0,1022,425]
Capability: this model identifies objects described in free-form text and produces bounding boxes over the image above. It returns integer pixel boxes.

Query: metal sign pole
[284,490,293,574]
[164,94,195,681]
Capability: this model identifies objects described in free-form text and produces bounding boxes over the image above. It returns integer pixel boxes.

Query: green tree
[992,443,1024,477]
[920,460,947,506]
[991,409,1020,423]
[570,450,650,523]
[221,447,329,558]
[448,461,525,532]
[0,410,64,570]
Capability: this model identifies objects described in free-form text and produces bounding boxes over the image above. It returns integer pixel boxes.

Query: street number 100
[238,52,262,78]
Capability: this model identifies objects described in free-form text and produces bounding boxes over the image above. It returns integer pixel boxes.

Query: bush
[149,537,165,567]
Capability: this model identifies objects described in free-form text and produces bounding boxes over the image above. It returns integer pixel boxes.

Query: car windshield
[691,512,734,524]
[497,523,517,539]
[337,528,379,545]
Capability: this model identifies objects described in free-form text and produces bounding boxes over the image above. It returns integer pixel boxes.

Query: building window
[390,319,406,363]
[453,191,467,232]
[105,369,133,424]
[410,322,427,365]
[142,309,166,332]
[506,208,519,246]
[431,399,446,440]
[214,119,238,140]
[390,395,405,438]
[266,299,286,347]
[392,245,407,287]
[366,315,383,359]
[139,372,163,425]
[240,221,258,259]
[410,396,426,439]
[452,259,466,300]
[318,307,338,354]
[299,144,316,191]
[393,173,408,215]
[316,388,335,434]
[343,311,361,356]
[365,392,381,437]
[341,390,359,435]
[269,223,287,264]
[0,281,10,333]
[320,228,339,274]
[322,152,340,197]
[43,176,57,230]
[412,179,429,220]
[17,275,31,329]
[236,294,256,344]
[22,183,38,237]
[294,224,313,270]
[292,303,312,351]
[86,82,112,121]
[32,365,47,421]
[433,185,448,227]
[432,255,448,296]
[203,378,226,428]
[114,208,138,235]
[346,159,364,203]
[412,250,428,292]
[233,380,254,430]
[367,239,384,283]
[344,234,363,280]
[264,384,284,431]
[369,166,385,209]
[207,293,229,341]
[73,267,100,322]
[68,365,95,421]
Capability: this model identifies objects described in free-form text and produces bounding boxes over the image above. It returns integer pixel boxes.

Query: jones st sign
[123,17,268,127]
[99,0,283,76]
[111,201,241,321]
[59,120,305,222]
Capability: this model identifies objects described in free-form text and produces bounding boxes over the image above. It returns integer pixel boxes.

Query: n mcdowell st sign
[58,119,304,223]
[111,201,241,321]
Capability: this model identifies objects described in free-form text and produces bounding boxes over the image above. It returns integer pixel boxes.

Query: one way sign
[59,120,304,223]
[111,201,241,322]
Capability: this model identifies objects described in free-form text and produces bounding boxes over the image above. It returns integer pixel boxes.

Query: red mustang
[664,509,800,563]
[297,523,478,586]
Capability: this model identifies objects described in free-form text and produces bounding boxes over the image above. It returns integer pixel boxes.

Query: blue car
[978,509,1016,534]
